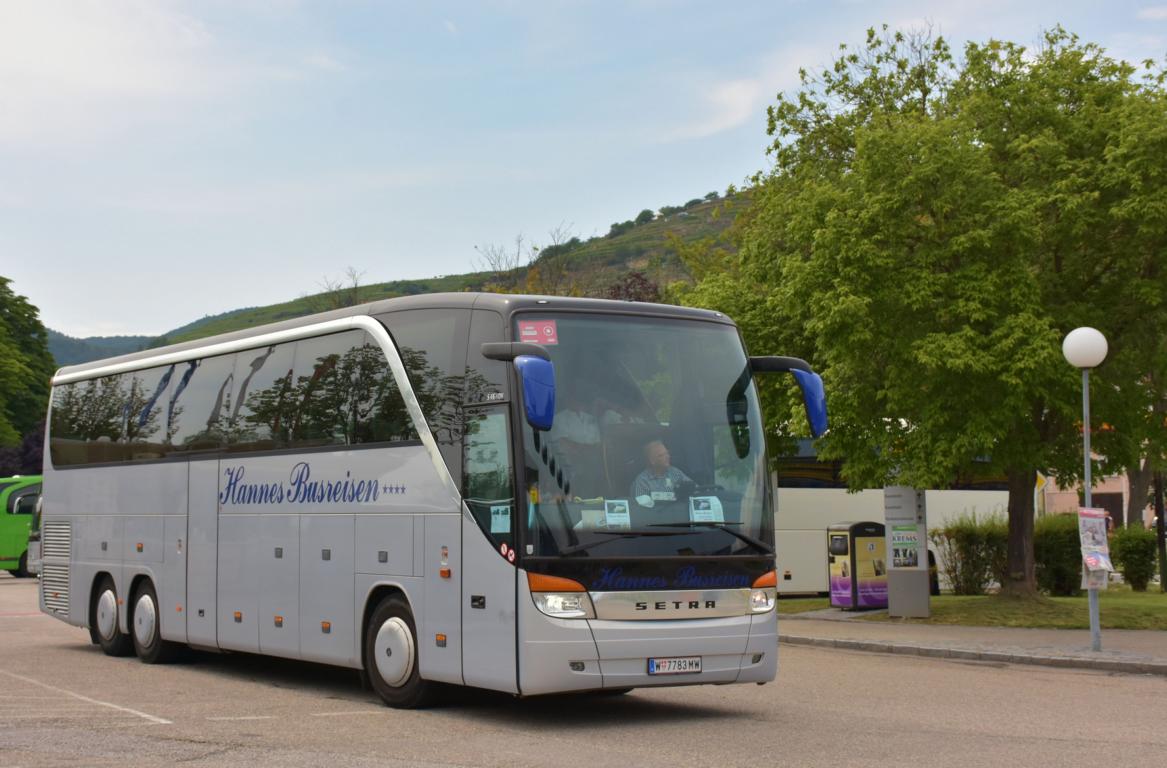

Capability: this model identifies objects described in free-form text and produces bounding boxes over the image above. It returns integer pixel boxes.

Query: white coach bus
[40,293,826,707]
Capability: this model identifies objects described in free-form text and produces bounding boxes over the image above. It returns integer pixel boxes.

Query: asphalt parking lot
[3,573,1166,768]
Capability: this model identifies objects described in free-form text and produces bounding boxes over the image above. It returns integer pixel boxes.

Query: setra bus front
[486,311,826,694]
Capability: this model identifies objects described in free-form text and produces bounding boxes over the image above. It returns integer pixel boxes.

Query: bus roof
[53,293,735,382]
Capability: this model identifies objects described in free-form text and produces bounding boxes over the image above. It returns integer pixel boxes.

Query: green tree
[679,27,1167,595]
[0,277,54,446]
[635,209,655,225]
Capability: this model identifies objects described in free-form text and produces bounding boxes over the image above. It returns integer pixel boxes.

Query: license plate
[647,656,702,675]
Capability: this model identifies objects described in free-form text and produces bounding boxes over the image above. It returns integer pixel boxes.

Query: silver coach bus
[39,293,826,707]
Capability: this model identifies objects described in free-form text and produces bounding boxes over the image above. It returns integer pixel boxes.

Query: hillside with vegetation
[49,193,736,360]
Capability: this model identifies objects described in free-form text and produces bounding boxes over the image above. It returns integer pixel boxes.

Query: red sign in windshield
[518,319,558,345]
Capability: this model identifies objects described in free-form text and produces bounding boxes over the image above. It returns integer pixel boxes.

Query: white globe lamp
[1062,327,1108,369]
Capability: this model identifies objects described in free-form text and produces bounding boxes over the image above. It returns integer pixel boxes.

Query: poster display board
[1078,507,1114,591]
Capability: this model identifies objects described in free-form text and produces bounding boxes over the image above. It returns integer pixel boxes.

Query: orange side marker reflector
[753,570,778,589]
[527,572,587,593]
[275,615,284,627]
[136,542,143,553]
[439,567,452,579]
[321,621,331,633]
[234,611,242,623]
[176,605,183,613]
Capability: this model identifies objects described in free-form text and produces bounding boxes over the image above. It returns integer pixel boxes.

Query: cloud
[304,52,347,72]
[0,1,237,147]
[1137,6,1167,20]
[444,19,459,37]
[663,44,824,141]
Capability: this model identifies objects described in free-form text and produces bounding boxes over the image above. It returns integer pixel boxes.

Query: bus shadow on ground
[447,687,742,726]
[62,642,741,723]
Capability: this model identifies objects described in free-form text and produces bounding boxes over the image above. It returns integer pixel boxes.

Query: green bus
[0,475,42,578]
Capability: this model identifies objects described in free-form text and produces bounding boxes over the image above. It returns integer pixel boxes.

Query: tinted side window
[352,333,417,444]
[49,377,124,465]
[10,486,40,514]
[466,309,508,404]
[463,407,515,549]
[383,309,471,478]
[168,355,238,453]
[229,343,296,453]
[290,332,359,448]
[289,331,419,449]
[122,367,172,460]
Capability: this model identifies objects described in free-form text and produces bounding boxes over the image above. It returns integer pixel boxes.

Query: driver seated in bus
[632,439,692,507]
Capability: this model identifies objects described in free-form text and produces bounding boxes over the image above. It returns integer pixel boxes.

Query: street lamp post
[1062,327,1108,653]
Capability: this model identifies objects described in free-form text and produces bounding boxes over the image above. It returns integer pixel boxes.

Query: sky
[3,1,1166,338]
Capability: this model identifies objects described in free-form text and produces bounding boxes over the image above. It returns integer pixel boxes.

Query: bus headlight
[528,572,595,619]
[749,571,778,613]
[532,591,596,619]
[749,587,776,613]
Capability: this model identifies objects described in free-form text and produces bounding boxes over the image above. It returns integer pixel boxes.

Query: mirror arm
[482,342,551,362]
[749,355,812,374]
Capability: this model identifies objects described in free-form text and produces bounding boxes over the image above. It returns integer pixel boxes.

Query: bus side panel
[300,513,356,667]
[161,515,188,643]
[419,513,462,685]
[186,460,219,647]
[218,513,259,652]
[355,514,414,577]
[123,516,164,564]
[739,612,779,683]
[516,571,602,695]
[460,513,517,693]
[259,514,301,658]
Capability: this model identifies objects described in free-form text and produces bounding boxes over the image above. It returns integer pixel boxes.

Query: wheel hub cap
[133,593,156,647]
[96,589,118,641]
[373,617,414,688]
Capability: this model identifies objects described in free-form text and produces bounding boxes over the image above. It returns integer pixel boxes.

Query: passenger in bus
[549,381,605,494]
[632,439,692,507]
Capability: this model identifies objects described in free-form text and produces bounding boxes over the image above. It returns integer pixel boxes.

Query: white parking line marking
[311,710,387,717]
[206,715,277,721]
[0,670,172,725]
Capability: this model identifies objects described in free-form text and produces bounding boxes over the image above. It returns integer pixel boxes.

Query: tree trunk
[1001,467,1037,596]
[1127,459,1154,529]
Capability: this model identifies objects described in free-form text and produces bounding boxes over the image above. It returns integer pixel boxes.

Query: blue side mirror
[790,369,828,438]
[514,355,556,431]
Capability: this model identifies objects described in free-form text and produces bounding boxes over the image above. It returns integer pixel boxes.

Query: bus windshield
[519,314,772,559]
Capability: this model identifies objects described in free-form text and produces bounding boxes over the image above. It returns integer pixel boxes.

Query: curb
[778,634,1167,677]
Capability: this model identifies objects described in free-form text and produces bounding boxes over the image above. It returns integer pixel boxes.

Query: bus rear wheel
[364,595,439,709]
[91,576,133,657]
[131,580,179,664]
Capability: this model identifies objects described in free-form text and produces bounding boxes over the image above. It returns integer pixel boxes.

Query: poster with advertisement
[1078,507,1113,589]
[891,524,920,569]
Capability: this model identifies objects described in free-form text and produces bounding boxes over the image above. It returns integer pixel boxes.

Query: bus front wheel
[364,595,439,709]
[91,576,133,657]
[131,580,179,664]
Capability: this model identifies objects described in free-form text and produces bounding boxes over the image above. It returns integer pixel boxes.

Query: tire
[15,552,31,578]
[364,595,439,709]
[130,580,179,664]
[91,576,133,657]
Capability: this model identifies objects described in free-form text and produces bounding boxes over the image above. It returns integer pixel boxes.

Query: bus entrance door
[459,513,517,692]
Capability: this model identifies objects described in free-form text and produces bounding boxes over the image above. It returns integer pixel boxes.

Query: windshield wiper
[645,521,774,554]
